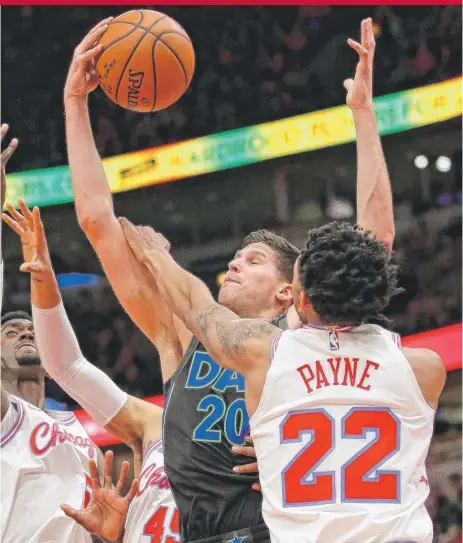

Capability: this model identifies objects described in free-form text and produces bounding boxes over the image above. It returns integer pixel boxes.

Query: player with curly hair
[65,17,418,543]
[121,218,446,543]
[296,221,402,327]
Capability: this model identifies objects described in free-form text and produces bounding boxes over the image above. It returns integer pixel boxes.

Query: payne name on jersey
[297,356,380,393]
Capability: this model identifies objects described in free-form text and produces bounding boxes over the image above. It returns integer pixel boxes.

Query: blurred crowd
[2,5,462,171]
[427,422,462,543]
[388,208,462,336]
[428,471,462,543]
[1,6,461,542]
[2,201,461,405]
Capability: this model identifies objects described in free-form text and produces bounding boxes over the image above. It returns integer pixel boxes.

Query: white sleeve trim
[32,301,128,427]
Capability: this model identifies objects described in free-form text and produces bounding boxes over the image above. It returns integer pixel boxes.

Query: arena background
[1,6,462,542]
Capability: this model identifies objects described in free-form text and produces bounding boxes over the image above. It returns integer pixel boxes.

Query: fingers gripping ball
[96,10,195,113]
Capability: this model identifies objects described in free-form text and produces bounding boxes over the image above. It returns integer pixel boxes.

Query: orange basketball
[95,10,195,113]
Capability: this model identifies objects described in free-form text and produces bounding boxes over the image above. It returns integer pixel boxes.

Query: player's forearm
[142,248,215,340]
[64,97,115,234]
[32,300,84,375]
[354,108,395,250]
[141,249,246,369]
[30,269,61,310]
[32,300,128,427]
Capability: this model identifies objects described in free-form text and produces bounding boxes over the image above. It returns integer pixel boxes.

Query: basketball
[95,10,195,113]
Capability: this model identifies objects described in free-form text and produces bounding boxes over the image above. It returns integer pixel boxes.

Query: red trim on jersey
[271,332,283,360]
[143,438,162,463]
[57,414,77,426]
[1,399,25,447]
[303,323,357,332]
[393,332,402,348]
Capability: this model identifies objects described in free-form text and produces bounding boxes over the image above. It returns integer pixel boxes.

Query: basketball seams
[156,30,192,42]
[150,33,158,112]
[154,39,188,85]
[105,20,193,44]
[156,30,194,84]
[115,15,169,105]
[101,18,192,85]
[95,11,144,75]
[96,11,193,112]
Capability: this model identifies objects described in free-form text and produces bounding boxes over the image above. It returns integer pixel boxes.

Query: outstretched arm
[1,124,18,311]
[1,124,19,420]
[119,219,280,375]
[2,201,166,475]
[63,20,189,380]
[346,18,395,250]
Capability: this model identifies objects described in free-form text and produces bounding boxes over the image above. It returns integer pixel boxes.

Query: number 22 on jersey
[280,407,400,506]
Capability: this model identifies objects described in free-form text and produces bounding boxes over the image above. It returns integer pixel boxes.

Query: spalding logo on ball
[96,9,195,113]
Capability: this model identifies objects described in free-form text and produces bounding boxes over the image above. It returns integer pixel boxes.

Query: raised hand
[61,450,138,542]
[344,18,376,112]
[2,200,51,277]
[64,17,113,100]
[232,435,262,492]
[1,124,19,210]
[118,217,171,264]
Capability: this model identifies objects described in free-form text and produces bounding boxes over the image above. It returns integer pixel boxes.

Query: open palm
[2,199,51,276]
[1,123,19,209]
[64,17,113,100]
[344,18,376,111]
[61,451,138,542]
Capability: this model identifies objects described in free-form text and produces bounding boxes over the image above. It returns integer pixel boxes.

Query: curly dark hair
[1,310,32,327]
[299,222,402,326]
[242,229,300,282]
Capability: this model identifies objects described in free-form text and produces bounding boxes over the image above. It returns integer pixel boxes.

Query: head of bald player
[218,230,300,320]
[292,222,402,327]
[1,310,46,408]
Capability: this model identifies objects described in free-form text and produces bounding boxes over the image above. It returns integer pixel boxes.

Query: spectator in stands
[2,6,461,171]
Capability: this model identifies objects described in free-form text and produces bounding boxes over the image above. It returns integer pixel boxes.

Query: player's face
[218,242,292,318]
[1,319,41,371]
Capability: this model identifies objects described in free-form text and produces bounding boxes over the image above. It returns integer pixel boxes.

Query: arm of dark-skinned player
[1,123,18,211]
[232,436,261,492]
[345,18,395,250]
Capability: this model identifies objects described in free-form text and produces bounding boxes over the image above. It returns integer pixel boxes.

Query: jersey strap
[164,336,200,395]
[1,399,25,447]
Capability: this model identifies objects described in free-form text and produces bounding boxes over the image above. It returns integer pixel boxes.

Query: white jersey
[124,440,179,543]
[250,324,435,543]
[1,394,99,543]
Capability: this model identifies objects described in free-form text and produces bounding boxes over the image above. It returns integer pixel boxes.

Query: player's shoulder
[9,393,44,416]
[402,347,446,409]
[402,346,445,372]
